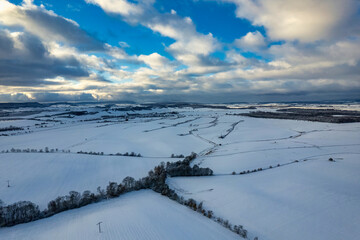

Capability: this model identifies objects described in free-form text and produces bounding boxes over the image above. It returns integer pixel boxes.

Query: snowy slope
[1,104,360,240]
[0,153,175,209]
[193,116,360,174]
[169,153,360,240]
[0,190,239,240]
[0,115,211,157]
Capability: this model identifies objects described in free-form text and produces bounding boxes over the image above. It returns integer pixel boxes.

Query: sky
[0,0,359,103]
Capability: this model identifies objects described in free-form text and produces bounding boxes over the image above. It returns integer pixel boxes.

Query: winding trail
[144,117,201,132]
[201,143,360,158]
[211,152,360,176]
[219,120,244,139]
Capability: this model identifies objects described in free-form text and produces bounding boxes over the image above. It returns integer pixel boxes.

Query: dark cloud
[0,0,359,103]
[30,92,96,102]
[0,29,90,86]
[1,2,105,51]
[0,93,31,102]
[0,30,14,56]
[0,92,96,103]
[100,88,360,104]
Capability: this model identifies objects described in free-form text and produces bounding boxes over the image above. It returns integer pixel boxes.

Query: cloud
[0,92,98,102]
[0,1,139,88]
[223,0,359,42]
[268,39,360,68]
[0,0,359,103]
[86,0,220,69]
[234,31,266,51]
[0,29,91,86]
[85,0,144,17]
[118,41,130,48]
[138,53,175,71]
[0,0,104,51]
[0,93,31,102]
[29,92,97,102]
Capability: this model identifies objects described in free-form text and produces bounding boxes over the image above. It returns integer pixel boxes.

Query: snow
[193,117,360,174]
[0,153,175,209]
[0,120,38,129]
[1,104,360,240]
[0,190,239,240]
[0,116,210,157]
[169,153,360,240]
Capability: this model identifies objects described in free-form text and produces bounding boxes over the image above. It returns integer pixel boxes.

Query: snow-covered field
[0,153,176,209]
[193,117,360,174]
[0,115,209,157]
[0,190,239,240]
[0,103,359,240]
[169,153,360,240]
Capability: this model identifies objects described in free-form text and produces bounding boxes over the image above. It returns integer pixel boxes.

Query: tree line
[0,153,252,239]
[1,148,142,157]
[0,126,24,132]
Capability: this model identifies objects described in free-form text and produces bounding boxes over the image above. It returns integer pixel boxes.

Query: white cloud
[269,39,360,67]
[0,1,136,88]
[225,50,248,65]
[138,53,174,71]
[1,0,359,102]
[118,41,130,48]
[268,61,291,69]
[86,0,220,69]
[0,0,102,50]
[84,0,143,17]
[234,31,266,50]
[223,0,359,42]
[105,44,138,62]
